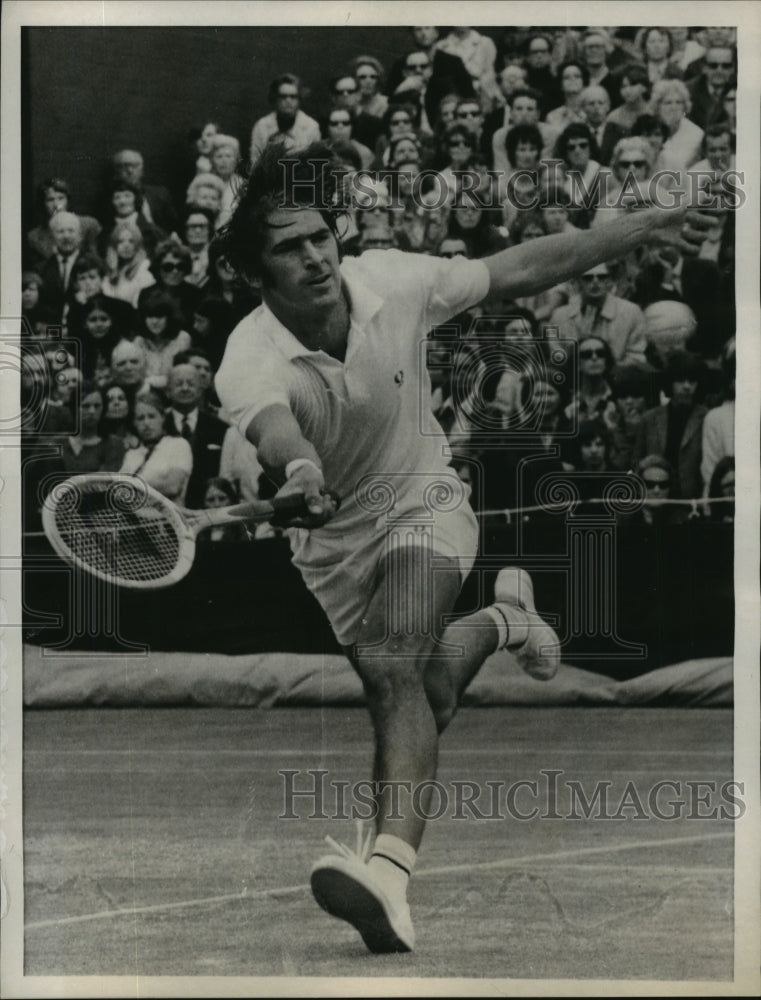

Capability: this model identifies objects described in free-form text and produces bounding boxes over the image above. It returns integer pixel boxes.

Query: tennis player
[215,143,711,953]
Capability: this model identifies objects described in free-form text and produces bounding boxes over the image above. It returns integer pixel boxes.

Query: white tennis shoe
[494,567,561,681]
[310,827,415,953]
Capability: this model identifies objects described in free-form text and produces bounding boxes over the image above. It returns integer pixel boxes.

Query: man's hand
[643,201,718,257]
[275,463,338,528]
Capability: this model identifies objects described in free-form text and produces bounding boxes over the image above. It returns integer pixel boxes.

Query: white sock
[485,603,529,650]
[368,834,416,904]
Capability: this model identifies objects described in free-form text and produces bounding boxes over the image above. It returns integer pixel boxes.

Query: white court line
[25,830,732,932]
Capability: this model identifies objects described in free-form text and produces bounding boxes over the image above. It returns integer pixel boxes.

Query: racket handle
[268,493,312,526]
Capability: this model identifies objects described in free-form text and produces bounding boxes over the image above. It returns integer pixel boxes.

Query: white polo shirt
[215,249,490,533]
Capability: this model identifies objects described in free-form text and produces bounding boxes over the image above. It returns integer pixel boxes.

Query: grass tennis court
[24,705,734,982]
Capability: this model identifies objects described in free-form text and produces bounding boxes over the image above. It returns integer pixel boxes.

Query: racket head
[42,473,196,590]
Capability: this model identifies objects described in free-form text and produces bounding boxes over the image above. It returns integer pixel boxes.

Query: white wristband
[285,458,322,481]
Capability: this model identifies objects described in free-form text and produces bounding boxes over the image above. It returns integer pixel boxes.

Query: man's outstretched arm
[484,204,714,300]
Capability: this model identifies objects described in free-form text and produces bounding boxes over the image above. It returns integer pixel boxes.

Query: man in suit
[112,149,177,234]
[687,46,736,131]
[387,26,474,130]
[165,361,228,508]
[40,211,83,322]
[579,86,627,166]
[633,351,707,500]
[580,29,620,108]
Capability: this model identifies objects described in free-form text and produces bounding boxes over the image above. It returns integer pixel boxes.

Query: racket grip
[269,493,312,526]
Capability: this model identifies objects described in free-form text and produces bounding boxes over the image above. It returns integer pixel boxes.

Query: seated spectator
[668,28,705,74]
[204,241,260,326]
[109,338,155,403]
[553,122,607,223]
[435,26,500,112]
[101,220,155,308]
[134,288,192,386]
[708,456,735,523]
[604,362,659,471]
[691,122,736,176]
[578,85,626,166]
[633,350,707,499]
[197,476,250,543]
[325,107,374,169]
[448,179,508,259]
[172,347,220,416]
[26,177,101,266]
[111,148,177,233]
[565,335,615,423]
[498,123,544,227]
[579,28,619,108]
[21,271,45,336]
[373,102,422,169]
[138,239,201,331]
[185,172,226,229]
[99,178,166,259]
[51,365,82,413]
[181,205,216,287]
[432,123,478,205]
[606,64,651,132]
[549,263,648,365]
[249,73,321,168]
[522,32,563,116]
[637,27,684,85]
[686,44,736,131]
[102,381,138,448]
[172,121,219,197]
[39,211,86,321]
[190,295,236,371]
[350,55,389,120]
[630,112,671,170]
[701,338,735,496]
[492,88,558,175]
[545,61,588,131]
[622,454,689,526]
[164,361,228,508]
[210,134,244,230]
[650,79,704,171]
[388,27,475,133]
[720,86,736,135]
[60,380,126,474]
[74,293,129,387]
[119,389,193,504]
[641,299,698,366]
[389,49,438,137]
[65,253,137,340]
[590,136,656,227]
[537,182,577,236]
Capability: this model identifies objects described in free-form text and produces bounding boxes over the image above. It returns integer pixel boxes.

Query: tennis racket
[42,472,333,590]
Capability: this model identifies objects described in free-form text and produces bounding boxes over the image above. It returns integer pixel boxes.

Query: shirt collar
[261,264,384,361]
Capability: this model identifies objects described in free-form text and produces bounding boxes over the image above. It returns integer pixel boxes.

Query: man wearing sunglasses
[687,45,737,131]
[549,264,648,365]
[387,27,474,129]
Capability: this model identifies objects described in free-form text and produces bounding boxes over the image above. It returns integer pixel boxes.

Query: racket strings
[52,483,182,582]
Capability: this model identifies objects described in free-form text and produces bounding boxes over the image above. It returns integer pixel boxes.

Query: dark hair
[708,456,735,520]
[203,476,239,505]
[578,417,611,447]
[138,288,181,338]
[173,346,212,366]
[631,113,669,140]
[268,73,301,105]
[109,178,144,213]
[507,87,542,109]
[442,122,476,151]
[383,101,421,133]
[609,363,658,405]
[509,209,548,243]
[36,177,70,216]
[664,350,704,389]
[557,60,590,88]
[640,26,674,58]
[504,124,543,167]
[616,62,651,100]
[326,139,363,173]
[519,363,571,411]
[525,32,553,55]
[214,140,344,282]
[134,387,169,414]
[388,133,421,167]
[151,239,193,279]
[578,335,615,375]
[72,252,107,279]
[554,122,600,162]
[703,122,736,152]
[182,204,216,230]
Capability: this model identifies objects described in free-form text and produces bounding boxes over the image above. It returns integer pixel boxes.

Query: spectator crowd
[20,25,737,535]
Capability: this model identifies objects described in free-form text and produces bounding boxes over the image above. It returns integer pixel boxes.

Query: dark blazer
[591,121,629,166]
[633,403,707,500]
[387,49,475,128]
[39,250,81,322]
[165,408,228,509]
[687,76,731,131]
[141,183,178,234]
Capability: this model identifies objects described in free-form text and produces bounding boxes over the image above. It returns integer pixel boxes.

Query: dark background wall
[22,25,427,224]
